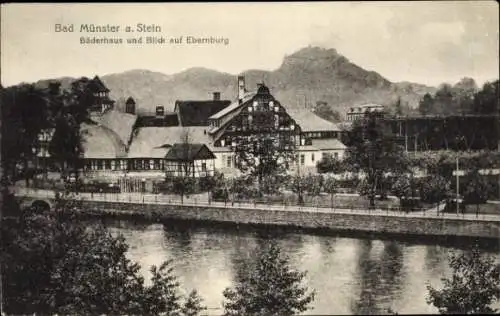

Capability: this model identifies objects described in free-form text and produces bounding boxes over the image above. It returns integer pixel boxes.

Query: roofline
[208,102,242,120]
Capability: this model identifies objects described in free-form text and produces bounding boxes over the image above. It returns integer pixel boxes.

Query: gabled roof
[209,92,256,120]
[165,143,216,161]
[311,138,346,150]
[90,75,110,92]
[127,126,213,158]
[135,113,179,128]
[92,109,137,147]
[287,109,340,132]
[126,97,136,105]
[175,100,231,126]
[80,123,127,158]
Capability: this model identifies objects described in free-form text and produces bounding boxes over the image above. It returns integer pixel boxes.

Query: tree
[420,174,451,214]
[289,175,307,205]
[391,174,419,211]
[1,84,50,185]
[260,173,286,196]
[426,246,500,314]
[433,84,456,115]
[208,171,229,201]
[304,174,323,197]
[394,97,403,116]
[230,175,261,201]
[472,80,499,115]
[171,176,196,204]
[323,177,338,210]
[222,241,315,316]
[314,101,342,122]
[418,93,434,115]
[463,169,491,217]
[49,113,84,182]
[230,91,299,190]
[233,133,296,188]
[452,77,478,114]
[344,113,408,208]
[1,198,205,315]
[316,154,343,174]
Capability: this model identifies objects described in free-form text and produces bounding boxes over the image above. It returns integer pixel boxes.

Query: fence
[16,187,499,222]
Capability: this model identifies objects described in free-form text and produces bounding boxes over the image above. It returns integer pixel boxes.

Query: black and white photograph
[1,2,499,315]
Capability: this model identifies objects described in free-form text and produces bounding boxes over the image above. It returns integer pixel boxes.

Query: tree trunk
[369,183,376,209]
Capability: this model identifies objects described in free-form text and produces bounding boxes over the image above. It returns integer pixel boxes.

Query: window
[226,155,232,168]
[154,159,160,170]
[300,154,305,165]
[311,153,315,162]
[135,160,142,170]
[111,160,116,170]
[150,159,154,170]
[201,162,207,172]
[334,152,339,159]
[97,160,103,170]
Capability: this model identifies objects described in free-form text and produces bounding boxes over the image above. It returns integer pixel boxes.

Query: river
[105,219,499,315]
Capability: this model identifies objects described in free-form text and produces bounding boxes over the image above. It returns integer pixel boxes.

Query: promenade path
[14,187,500,223]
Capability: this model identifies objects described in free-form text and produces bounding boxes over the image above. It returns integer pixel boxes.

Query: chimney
[213,92,221,101]
[156,105,165,117]
[238,75,246,103]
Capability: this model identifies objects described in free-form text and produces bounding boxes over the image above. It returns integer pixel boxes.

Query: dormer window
[221,139,226,147]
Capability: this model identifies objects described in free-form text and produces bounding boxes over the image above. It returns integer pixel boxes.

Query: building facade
[346,104,385,121]
[38,74,347,190]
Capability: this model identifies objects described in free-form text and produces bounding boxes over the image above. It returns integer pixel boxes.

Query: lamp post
[456,156,459,216]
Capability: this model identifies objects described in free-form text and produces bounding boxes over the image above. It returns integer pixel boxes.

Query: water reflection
[349,240,405,315]
[106,220,500,315]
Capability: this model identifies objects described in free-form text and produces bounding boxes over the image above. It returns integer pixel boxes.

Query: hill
[32,46,437,116]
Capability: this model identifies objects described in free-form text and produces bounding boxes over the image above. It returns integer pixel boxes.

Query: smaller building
[175,92,232,126]
[164,143,216,178]
[135,105,180,128]
[82,75,115,114]
[125,97,136,115]
[346,104,385,121]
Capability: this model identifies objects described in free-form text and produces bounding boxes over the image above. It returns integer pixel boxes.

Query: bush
[1,198,205,315]
[426,246,500,314]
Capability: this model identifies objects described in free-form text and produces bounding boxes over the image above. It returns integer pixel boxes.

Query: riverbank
[17,192,498,243]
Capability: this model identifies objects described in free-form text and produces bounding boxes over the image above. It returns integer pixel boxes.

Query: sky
[1,1,498,87]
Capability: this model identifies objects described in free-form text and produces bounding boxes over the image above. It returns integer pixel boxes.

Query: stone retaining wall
[69,200,500,240]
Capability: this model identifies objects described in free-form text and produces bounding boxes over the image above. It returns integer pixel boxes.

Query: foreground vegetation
[427,246,500,314]
[1,194,316,315]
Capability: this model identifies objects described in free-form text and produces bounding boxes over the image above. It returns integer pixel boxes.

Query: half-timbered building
[164,143,216,178]
[36,74,346,191]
